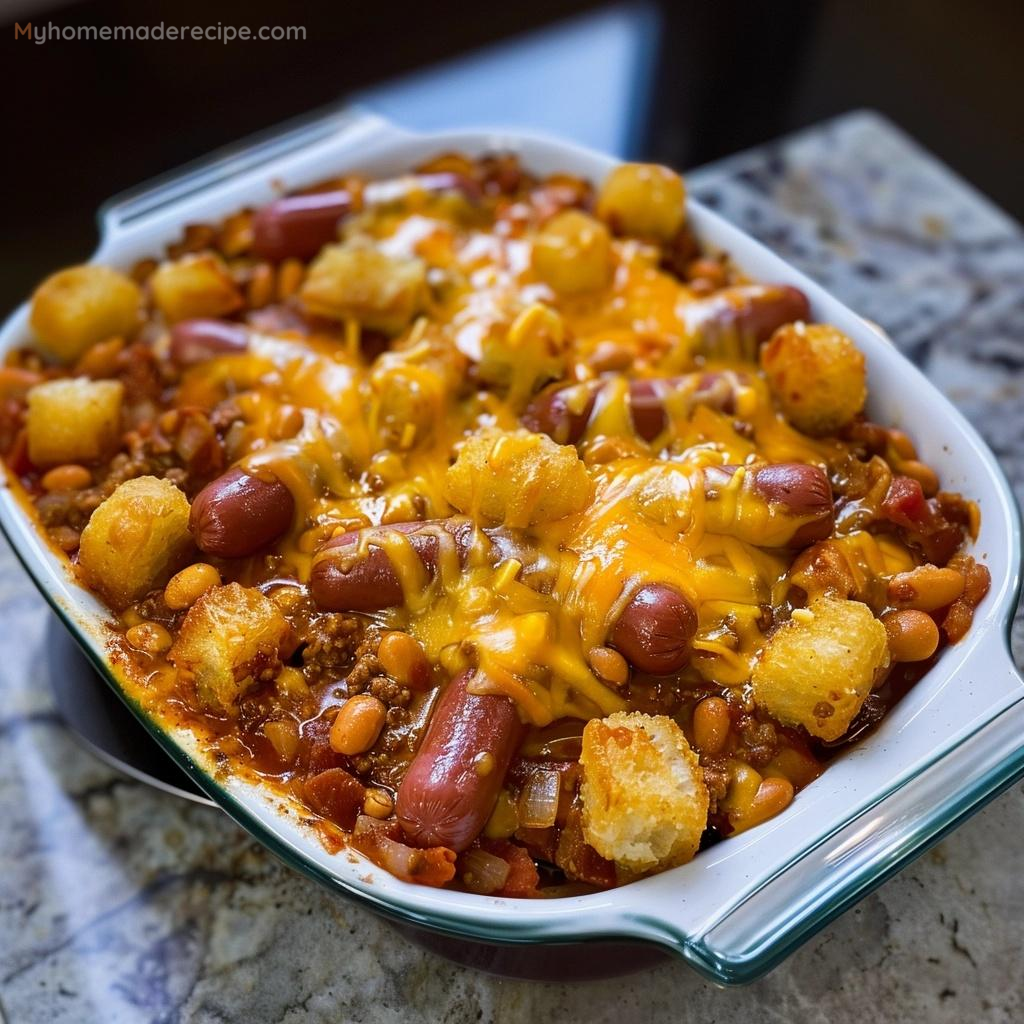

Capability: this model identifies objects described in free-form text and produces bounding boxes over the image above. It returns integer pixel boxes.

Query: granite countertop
[1,111,1022,1024]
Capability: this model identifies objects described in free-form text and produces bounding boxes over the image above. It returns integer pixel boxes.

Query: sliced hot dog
[522,370,749,445]
[189,466,295,558]
[251,190,353,262]
[609,583,697,675]
[396,670,524,852]
[682,284,810,358]
[703,463,834,547]
[251,174,481,263]
[310,519,479,613]
[169,319,249,367]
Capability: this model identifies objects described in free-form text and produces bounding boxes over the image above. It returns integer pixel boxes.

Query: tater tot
[596,163,686,241]
[531,210,612,294]
[751,596,889,741]
[760,322,867,436]
[444,428,593,528]
[30,265,141,361]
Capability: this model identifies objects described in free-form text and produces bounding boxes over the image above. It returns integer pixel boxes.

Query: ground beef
[701,762,730,815]
[301,613,364,686]
[736,719,778,768]
[368,675,412,709]
[36,487,104,530]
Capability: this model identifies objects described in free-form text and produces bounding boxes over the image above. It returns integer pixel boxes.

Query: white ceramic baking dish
[1,107,1021,985]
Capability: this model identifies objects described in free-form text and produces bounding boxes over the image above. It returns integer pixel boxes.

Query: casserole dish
[1,107,1021,984]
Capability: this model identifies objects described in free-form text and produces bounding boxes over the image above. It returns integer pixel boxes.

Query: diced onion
[263,719,300,762]
[517,769,561,828]
[461,848,511,895]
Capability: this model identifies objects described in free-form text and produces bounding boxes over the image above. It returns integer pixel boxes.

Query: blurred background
[1,0,1021,313]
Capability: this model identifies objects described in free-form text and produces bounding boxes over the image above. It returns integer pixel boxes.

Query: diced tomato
[482,839,541,898]
[881,476,967,564]
[555,808,616,889]
[300,715,344,774]
[514,825,558,863]
[351,816,456,888]
[881,475,926,528]
[301,767,365,830]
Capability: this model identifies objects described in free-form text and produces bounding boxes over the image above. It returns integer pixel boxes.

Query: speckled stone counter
[1,110,1022,1024]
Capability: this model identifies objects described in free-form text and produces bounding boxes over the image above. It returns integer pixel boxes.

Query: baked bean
[692,696,731,755]
[588,645,629,686]
[363,788,395,819]
[887,429,918,460]
[246,263,275,309]
[169,318,248,366]
[276,258,305,300]
[0,366,44,399]
[125,621,173,656]
[589,341,633,373]
[685,257,727,289]
[720,762,762,816]
[731,777,794,833]
[397,670,525,852]
[378,631,432,691]
[164,562,221,610]
[269,404,304,440]
[74,335,125,378]
[882,609,940,662]
[189,466,295,558]
[41,463,91,492]
[888,565,964,611]
[329,694,387,755]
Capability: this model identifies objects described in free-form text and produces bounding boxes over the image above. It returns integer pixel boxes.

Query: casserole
[1,107,1021,982]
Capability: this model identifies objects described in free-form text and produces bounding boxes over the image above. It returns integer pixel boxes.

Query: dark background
[2,0,1022,313]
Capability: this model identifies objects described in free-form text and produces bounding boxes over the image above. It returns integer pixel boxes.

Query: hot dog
[682,284,810,359]
[251,191,353,263]
[251,174,481,262]
[522,370,749,445]
[309,519,480,613]
[190,466,295,558]
[169,319,249,367]
[396,670,525,851]
[609,583,697,675]
[703,463,834,548]
[310,520,698,674]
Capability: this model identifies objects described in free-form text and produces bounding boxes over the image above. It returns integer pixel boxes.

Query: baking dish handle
[674,645,1024,982]
[95,105,408,250]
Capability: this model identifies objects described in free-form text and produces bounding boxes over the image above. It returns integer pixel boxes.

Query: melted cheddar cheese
[154,186,879,726]
[8,154,990,895]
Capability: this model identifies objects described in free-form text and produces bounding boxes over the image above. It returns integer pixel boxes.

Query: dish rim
[1,106,1021,984]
